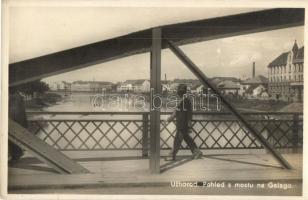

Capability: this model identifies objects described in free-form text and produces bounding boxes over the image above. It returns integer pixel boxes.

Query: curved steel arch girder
[9,8,304,86]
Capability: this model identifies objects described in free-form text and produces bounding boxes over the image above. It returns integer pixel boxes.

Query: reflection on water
[46,92,151,112]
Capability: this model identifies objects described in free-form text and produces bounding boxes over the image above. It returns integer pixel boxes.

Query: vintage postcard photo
[1,1,307,199]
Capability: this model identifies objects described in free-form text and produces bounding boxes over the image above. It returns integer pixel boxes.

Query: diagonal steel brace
[166,39,292,169]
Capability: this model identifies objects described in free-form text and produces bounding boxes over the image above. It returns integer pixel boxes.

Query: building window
[289,64,291,73]
[295,75,297,81]
[284,66,286,73]
[302,64,304,72]
[289,75,291,81]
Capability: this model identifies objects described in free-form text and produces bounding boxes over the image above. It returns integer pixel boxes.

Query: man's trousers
[171,129,198,157]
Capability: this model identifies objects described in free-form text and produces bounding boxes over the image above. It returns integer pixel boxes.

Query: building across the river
[267,41,304,102]
[117,79,150,93]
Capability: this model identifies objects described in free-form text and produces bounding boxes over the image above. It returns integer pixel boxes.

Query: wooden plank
[9,119,90,174]
[9,8,304,86]
[166,40,292,169]
[149,28,162,174]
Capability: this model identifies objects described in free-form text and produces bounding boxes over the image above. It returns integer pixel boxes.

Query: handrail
[27,111,303,152]
[26,111,303,115]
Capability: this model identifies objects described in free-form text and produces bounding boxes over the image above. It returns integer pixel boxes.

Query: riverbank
[25,92,62,111]
[232,99,292,112]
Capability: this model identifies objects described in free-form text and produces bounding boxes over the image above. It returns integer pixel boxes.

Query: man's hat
[177,84,187,95]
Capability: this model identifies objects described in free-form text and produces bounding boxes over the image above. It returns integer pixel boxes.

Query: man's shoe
[193,150,203,159]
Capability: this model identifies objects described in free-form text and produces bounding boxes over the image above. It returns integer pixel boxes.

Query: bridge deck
[8,150,302,194]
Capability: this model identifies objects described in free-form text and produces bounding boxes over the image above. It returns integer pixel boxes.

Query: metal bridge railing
[26,112,303,155]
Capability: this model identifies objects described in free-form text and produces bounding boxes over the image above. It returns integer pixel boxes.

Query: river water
[45,92,151,112]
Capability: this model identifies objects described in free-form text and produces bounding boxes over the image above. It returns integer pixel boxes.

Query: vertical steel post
[149,28,162,173]
[292,114,299,153]
[142,113,149,157]
[166,40,292,169]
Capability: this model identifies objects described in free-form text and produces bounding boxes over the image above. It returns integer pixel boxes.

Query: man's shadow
[160,154,282,173]
[160,156,195,173]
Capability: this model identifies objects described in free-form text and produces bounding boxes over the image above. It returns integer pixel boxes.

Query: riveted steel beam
[9,8,304,86]
[166,40,292,169]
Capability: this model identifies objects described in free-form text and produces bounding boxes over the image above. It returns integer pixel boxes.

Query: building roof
[268,41,304,67]
[161,80,171,84]
[212,77,239,82]
[72,80,112,85]
[217,80,240,89]
[292,40,299,54]
[124,79,148,85]
[173,79,200,85]
[242,75,268,85]
[268,52,289,67]
[210,77,239,86]
[293,46,304,64]
[190,84,203,90]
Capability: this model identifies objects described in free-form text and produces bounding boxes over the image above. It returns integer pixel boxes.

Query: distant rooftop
[217,80,240,89]
[293,47,304,64]
[124,79,148,85]
[72,80,113,85]
[268,41,304,67]
[242,75,268,85]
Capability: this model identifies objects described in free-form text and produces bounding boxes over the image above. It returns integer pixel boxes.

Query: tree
[11,80,49,96]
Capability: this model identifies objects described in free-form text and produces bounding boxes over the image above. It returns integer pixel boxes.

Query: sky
[9,7,304,84]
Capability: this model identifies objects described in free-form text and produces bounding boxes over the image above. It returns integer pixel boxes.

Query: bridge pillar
[149,28,162,173]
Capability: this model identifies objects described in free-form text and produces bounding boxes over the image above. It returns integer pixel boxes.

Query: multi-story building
[49,81,71,92]
[268,41,304,102]
[90,81,113,93]
[71,81,91,92]
[117,79,150,93]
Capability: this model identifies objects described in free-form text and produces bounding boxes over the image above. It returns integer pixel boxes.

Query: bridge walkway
[8,150,302,194]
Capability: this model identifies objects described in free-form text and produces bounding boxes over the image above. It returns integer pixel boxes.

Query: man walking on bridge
[165,84,202,161]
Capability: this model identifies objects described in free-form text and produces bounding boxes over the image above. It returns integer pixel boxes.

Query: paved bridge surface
[8,150,302,195]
